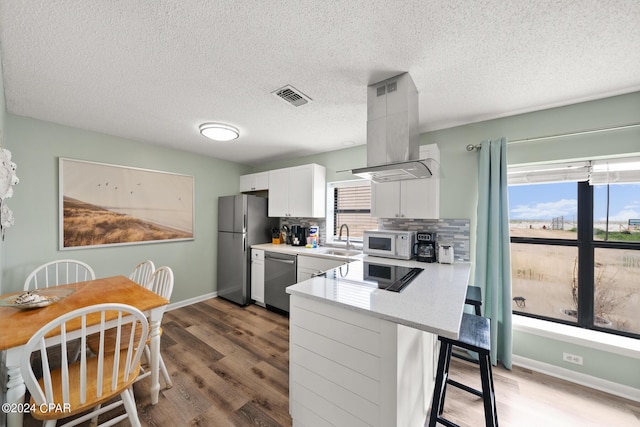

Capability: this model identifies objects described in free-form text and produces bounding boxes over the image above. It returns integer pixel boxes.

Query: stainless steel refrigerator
[217,194,278,305]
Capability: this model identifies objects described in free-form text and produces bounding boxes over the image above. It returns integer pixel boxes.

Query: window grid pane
[334,185,377,239]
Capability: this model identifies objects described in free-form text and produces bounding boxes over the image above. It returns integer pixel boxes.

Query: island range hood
[351,73,437,183]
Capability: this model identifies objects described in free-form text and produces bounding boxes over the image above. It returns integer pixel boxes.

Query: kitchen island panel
[290,325,380,380]
[292,362,380,425]
[290,294,435,427]
[290,382,371,427]
[293,298,381,354]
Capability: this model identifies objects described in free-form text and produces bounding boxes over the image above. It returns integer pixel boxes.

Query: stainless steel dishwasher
[264,251,297,315]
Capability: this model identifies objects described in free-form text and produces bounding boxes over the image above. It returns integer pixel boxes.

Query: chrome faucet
[338,224,351,250]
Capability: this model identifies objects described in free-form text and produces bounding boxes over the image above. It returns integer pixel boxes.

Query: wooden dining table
[0,275,170,427]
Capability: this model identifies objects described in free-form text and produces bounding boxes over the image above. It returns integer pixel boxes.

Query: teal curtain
[474,137,512,369]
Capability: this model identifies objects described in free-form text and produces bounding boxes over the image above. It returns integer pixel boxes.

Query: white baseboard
[167,292,217,311]
[512,354,640,402]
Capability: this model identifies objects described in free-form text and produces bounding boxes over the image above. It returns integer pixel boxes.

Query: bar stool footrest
[447,378,483,397]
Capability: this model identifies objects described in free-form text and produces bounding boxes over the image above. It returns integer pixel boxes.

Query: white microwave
[363,230,416,260]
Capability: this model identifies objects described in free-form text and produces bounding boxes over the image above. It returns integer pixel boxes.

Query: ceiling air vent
[272,85,312,107]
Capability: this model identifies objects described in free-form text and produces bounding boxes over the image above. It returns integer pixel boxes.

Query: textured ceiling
[1,1,639,165]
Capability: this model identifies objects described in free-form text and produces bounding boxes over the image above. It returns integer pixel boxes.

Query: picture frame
[59,158,194,249]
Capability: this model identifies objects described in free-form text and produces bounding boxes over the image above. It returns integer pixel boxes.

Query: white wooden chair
[138,266,174,388]
[23,259,95,290]
[129,260,155,287]
[20,303,148,427]
[88,266,174,390]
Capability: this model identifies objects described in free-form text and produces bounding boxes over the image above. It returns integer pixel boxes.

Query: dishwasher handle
[265,254,296,264]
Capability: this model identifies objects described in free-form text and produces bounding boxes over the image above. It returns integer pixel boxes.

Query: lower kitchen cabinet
[297,255,347,282]
[250,249,265,305]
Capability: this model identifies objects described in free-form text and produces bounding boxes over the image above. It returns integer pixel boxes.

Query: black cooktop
[324,261,424,293]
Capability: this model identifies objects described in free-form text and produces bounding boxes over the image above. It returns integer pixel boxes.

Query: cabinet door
[268,168,290,217]
[371,182,401,218]
[251,250,265,303]
[240,172,269,192]
[296,269,313,283]
[253,172,269,191]
[401,179,439,219]
[239,174,253,192]
[288,165,314,217]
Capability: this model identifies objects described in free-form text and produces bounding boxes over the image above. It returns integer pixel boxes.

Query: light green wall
[0,48,6,294]
[251,92,640,390]
[3,114,249,302]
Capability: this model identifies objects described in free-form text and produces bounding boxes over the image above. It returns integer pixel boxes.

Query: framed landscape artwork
[59,158,194,249]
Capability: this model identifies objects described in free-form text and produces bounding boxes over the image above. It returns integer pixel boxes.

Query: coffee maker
[291,225,308,246]
[413,232,437,262]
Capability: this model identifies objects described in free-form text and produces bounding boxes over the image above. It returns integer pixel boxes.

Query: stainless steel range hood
[351,73,437,183]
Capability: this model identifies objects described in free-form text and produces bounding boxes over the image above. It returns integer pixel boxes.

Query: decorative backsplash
[279,217,470,261]
[279,218,327,246]
[379,218,471,261]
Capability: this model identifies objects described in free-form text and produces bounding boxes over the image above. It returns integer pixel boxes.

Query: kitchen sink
[318,248,362,257]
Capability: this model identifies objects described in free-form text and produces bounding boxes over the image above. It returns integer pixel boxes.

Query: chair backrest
[146,266,174,300]
[129,260,155,286]
[24,259,96,290]
[21,303,148,410]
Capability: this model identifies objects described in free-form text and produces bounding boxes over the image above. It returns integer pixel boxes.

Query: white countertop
[253,243,471,339]
[251,243,366,261]
[287,255,471,340]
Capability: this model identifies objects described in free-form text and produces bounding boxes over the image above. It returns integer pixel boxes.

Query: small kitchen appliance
[363,229,416,260]
[414,232,437,263]
[291,225,308,246]
[438,242,455,264]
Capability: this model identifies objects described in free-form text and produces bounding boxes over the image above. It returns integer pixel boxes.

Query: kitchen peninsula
[286,258,471,427]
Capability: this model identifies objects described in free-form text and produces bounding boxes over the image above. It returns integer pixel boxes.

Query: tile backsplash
[279,217,470,261]
[379,218,470,261]
[279,218,327,246]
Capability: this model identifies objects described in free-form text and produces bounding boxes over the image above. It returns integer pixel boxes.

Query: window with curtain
[508,156,640,338]
[326,180,378,243]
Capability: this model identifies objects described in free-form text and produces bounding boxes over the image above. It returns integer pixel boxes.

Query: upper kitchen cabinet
[268,164,326,217]
[371,144,440,219]
[240,172,269,192]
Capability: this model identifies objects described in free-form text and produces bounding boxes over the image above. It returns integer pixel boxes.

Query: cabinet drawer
[252,249,264,261]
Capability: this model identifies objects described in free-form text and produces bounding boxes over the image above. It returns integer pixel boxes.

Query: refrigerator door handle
[243,235,246,252]
[244,214,247,232]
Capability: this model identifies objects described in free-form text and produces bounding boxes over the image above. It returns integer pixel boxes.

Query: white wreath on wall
[0,137,19,239]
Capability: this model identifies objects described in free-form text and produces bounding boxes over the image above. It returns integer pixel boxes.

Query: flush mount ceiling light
[199,123,239,141]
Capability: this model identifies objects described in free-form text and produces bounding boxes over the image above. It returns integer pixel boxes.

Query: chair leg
[89,403,102,427]
[438,342,454,416]
[120,388,142,427]
[478,353,498,427]
[159,354,173,388]
[429,340,451,427]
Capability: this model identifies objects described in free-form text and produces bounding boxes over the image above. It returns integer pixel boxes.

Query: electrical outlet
[563,352,583,365]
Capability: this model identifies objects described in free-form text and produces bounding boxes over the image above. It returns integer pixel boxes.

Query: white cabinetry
[297,255,346,283]
[371,144,440,219]
[250,249,265,305]
[240,172,269,192]
[268,164,326,218]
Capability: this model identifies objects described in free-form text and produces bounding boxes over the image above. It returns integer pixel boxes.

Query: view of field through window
[509,181,640,335]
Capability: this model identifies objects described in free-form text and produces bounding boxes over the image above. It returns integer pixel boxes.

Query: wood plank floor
[22,297,640,426]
